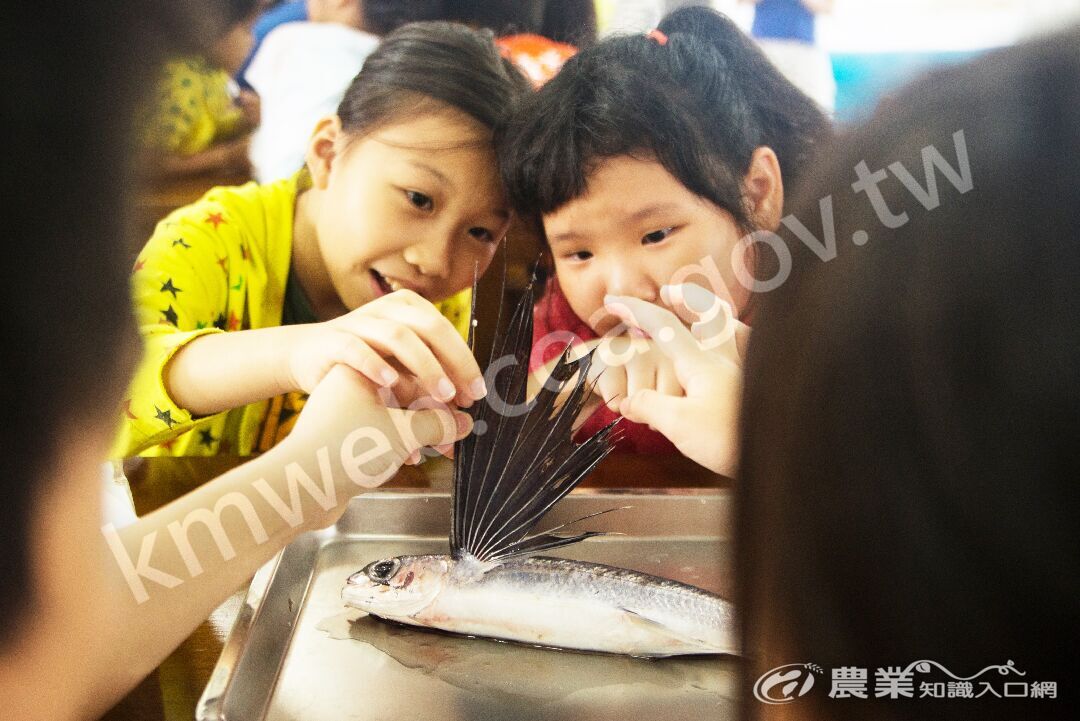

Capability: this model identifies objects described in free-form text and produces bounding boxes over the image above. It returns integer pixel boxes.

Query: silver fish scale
[462,556,730,633]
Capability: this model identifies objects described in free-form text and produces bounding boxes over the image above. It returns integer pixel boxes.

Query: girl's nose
[605,263,659,302]
[403,231,452,278]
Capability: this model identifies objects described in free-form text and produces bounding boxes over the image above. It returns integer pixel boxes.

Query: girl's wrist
[274,323,317,395]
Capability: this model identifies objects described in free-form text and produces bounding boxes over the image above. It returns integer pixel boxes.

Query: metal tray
[198,489,737,721]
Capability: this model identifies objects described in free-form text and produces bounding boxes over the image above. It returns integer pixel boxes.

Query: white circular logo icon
[753,663,823,704]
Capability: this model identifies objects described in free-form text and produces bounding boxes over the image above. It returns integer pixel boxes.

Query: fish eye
[365,558,400,585]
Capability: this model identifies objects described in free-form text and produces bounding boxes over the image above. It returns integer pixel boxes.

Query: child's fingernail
[437,377,456,401]
[454,411,473,435]
[603,294,619,306]
[469,377,488,400]
[661,284,687,305]
[380,368,399,386]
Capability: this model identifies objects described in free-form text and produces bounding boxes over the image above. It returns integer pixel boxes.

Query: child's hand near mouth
[600,284,749,477]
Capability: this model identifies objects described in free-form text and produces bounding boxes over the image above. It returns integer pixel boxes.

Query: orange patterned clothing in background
[496,34,577,87]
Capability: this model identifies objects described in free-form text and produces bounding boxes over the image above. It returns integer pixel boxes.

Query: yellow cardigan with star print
[145,57,246,155]
[110,173,471,457]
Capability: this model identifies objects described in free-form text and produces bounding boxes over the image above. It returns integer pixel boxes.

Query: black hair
[0,2,216,647]
[223,0,261,26]
[539,0,597,47]
[497,6,830,229]
[441,0,597,47]
[738,27,1080,721]
[336,21,529,141]
[443,0,545,36]
[362,0,449,36]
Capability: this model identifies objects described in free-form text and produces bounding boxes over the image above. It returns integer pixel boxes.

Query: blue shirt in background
[238,1,310,89]
[751,0,815,44]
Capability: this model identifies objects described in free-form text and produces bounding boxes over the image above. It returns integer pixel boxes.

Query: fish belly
[403,583,724,657]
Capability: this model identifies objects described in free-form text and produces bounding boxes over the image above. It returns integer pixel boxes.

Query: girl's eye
[468,227,495,243]
[642,227,674,245]
[405,190,434,211]
[567,250,593,261]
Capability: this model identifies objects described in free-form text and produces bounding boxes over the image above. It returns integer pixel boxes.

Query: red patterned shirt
[530,279,679,454]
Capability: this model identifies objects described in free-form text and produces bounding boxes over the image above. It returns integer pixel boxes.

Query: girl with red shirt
[500,6,831,465]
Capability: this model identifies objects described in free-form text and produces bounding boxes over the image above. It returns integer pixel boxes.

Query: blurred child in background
[237,0,309,90]
[116,22,528,458]
[248,1,594,182]
[447,0,596,85]
[743,0,836,113]
[143,0,263,179]
[245,1,447,182]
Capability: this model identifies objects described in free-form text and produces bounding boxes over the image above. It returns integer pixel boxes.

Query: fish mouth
[347,570,370,586]
[341,581,383,608]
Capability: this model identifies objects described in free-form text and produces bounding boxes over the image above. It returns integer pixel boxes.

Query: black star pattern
[154,406,178,428]
[198,429,217,448]
[160,278,182,298]
[162,305,179,325]
[213,312,227,330]
[172,237,191,249]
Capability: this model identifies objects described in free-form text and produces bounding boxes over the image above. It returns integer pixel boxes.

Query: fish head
[342,554,449,619]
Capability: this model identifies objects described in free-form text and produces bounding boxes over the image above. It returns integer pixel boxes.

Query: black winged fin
[451,279,621,562]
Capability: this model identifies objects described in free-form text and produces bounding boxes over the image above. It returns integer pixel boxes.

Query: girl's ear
[305,115,345,190]
[743,146,785,231]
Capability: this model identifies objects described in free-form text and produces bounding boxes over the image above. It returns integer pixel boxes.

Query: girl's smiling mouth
[369,268,430,299]
[369,268,394,297]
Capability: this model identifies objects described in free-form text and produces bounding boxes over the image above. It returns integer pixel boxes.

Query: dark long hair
[0,2,214,647]
[539,0,597,47]
[362,0,448,36]
[223,0,260,25]
[336,21,529,141]
[440,0,597,47]
[737,27,1080,721]
[497,6,830,228]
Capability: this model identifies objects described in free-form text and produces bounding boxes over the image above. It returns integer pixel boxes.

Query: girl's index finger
[660,282,737,325]
[382,302,486,400]
[662,283,744,362]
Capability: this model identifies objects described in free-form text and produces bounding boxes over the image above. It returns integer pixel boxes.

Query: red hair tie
[646,28,668,46]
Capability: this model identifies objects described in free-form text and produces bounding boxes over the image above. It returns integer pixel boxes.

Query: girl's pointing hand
[288,289,488,409]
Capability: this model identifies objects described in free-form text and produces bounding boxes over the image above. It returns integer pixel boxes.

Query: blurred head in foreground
[738,25,1080,721]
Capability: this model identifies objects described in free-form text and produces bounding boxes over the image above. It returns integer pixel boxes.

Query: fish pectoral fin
[618,607,714,653]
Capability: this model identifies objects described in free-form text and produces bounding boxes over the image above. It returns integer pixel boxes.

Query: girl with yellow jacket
[115,22,528,457]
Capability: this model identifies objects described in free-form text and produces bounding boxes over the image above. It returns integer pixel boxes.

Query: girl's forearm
[165,326,304,415]
[93,432,349,715]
